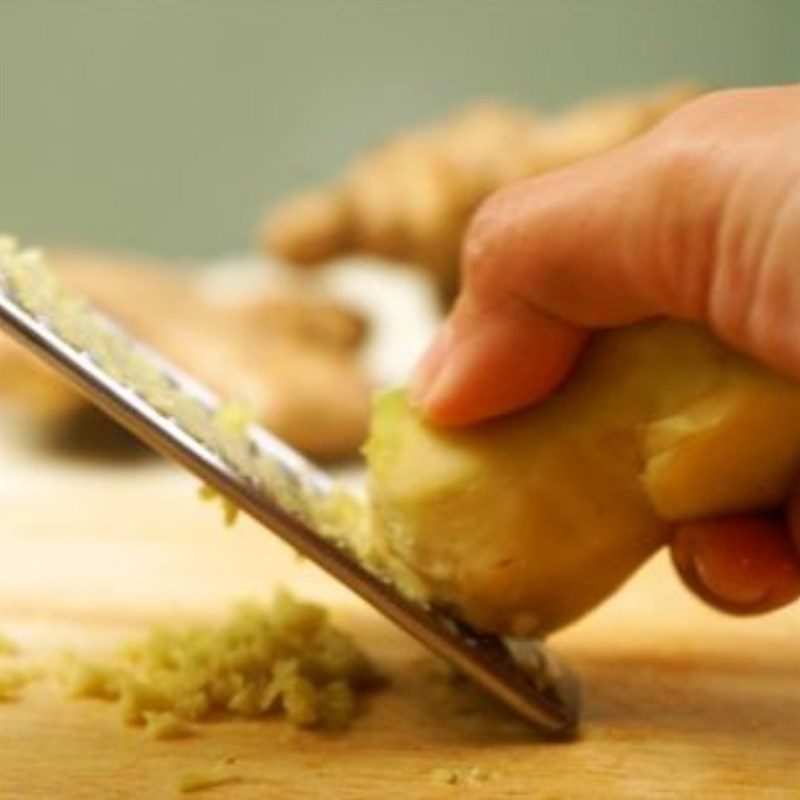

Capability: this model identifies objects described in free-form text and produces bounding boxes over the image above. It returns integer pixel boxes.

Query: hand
[412,86,800,615]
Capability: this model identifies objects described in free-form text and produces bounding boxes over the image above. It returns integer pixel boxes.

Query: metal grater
[0,239,580,736]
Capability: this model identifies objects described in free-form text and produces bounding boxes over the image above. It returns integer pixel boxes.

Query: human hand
[411,86,800,615]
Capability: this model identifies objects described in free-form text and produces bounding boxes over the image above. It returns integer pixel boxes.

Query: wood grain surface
[1,436,798,800]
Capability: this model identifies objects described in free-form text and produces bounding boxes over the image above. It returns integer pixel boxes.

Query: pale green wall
[1,0,798,259]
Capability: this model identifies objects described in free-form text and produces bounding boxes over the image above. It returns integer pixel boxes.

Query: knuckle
[460,184,522,299]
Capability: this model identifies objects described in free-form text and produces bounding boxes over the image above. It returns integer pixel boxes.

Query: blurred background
[2,0,798,259]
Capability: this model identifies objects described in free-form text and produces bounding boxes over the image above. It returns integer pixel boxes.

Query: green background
[1,0,798,260]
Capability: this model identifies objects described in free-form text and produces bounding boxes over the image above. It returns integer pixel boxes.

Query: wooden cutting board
[1,436,798,800]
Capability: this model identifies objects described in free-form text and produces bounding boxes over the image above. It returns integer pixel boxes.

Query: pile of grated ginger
[59,589,382,737]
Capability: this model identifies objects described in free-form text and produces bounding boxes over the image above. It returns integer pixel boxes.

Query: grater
[0,238,580,736]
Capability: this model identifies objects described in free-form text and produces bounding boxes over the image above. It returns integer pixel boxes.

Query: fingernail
[410,323,455,407]
[672,519,799,613]
[690,549,769,608]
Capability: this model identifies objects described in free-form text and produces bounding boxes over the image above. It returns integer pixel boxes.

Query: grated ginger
[197,483,240,526]
[178,766,240,794]
[59,589,381,731]
[143,710,194,740]
[430,766,492,786]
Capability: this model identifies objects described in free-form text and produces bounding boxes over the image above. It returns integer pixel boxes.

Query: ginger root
[364,321,800,637]
[263,84,699,299]
[0,249,369,459]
